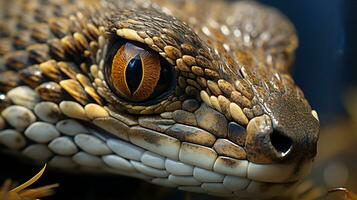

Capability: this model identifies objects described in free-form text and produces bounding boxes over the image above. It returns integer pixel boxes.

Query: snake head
[90,1,320,196]
[0,0,320,199]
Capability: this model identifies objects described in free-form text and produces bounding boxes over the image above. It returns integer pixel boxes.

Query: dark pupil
[125,54,143,94]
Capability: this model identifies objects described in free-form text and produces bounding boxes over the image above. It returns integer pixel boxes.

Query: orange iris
[111,42,161,102]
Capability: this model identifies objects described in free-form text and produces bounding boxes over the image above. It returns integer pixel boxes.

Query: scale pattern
[0,0,319,199]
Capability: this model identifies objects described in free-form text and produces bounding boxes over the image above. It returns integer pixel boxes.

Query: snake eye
[106,40,175,104]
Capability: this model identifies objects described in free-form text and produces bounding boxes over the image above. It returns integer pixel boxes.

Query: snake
[0,0,320,199]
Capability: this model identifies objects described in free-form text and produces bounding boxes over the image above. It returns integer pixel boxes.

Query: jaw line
[246,160,314,183]
[81,121,313,197]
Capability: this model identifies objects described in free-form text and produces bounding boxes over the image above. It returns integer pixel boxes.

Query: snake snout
[244,113,318,164]
[244,115,291,164]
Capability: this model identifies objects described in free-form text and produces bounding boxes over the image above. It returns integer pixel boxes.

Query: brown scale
[35,82,64,103]
[18,65,44,88]
[48,18,72,38]
[12,31,34,49]
[47,39,66,60]
[30,23,53,43]
[27,44,50,63]
[0,39,13,56]
[3,50,30,70]
[0,71,20,93]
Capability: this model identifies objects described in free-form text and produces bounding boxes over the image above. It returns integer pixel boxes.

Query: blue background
[260,0,356,124]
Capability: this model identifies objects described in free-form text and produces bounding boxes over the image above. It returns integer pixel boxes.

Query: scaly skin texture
[0,0,320,199]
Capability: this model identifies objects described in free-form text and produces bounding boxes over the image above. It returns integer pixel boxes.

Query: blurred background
[260,0,357,199]
[0,0,356,199]
[261,0,357,197]
[261,0,356,124]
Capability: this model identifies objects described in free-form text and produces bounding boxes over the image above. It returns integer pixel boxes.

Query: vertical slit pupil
[125,54,143,94]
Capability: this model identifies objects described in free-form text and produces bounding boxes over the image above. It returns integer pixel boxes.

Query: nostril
[270,131,293,157]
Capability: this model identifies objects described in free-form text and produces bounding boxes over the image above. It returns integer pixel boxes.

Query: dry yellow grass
[0,165,58,200]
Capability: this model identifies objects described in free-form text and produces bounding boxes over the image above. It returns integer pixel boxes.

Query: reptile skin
[0,0,320,199]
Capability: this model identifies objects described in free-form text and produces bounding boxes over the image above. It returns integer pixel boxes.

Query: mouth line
[246,160,313,184]
[84,120,312,184]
